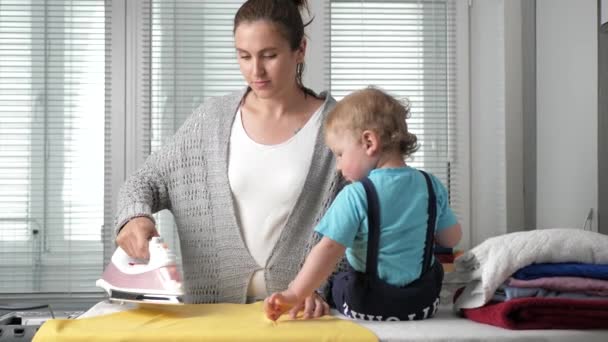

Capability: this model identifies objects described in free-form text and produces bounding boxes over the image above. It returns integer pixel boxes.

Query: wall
[504,0,525,232]
[469,0,509,245]
[471,0,599,238]
[522,0,537,231]
[536,0,598,230]
[600,1,608,234]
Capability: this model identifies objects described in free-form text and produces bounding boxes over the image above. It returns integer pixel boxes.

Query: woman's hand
[115,216,159,259]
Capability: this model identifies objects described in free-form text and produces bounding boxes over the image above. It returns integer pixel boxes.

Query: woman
[114,0,343,319]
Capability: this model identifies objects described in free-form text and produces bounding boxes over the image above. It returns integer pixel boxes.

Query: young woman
[114,0,342,319]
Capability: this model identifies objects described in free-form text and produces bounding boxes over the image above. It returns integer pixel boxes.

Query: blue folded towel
[513,262,608,280]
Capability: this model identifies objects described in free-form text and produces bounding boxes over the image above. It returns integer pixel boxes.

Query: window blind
[137,0,462,252]
[140,0,246,252]
[0,0,464,302]
[328,0,461,218]
[0,0,108,300]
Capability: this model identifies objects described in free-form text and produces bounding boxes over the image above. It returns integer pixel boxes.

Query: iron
[96,237,184,305]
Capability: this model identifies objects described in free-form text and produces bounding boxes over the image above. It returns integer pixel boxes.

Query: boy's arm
[290,236,346,299]
[265,236,346,320]
[435,223,462,248]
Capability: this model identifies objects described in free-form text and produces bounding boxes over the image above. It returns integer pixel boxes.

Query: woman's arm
[114,105,206,258]
[113,161,170,259]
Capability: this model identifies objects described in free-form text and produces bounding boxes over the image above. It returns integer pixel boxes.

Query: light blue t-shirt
[315,167,457,287]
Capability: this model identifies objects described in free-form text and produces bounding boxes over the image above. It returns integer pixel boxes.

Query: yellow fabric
[33,302,377,342]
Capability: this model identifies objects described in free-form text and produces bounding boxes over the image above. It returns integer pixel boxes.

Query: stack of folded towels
[452,228,608,329]
[494,262,608,303]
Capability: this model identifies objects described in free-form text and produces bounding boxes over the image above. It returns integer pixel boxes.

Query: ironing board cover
[33,301,378,342]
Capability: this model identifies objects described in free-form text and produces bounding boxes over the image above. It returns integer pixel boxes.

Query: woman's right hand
[115,217,159,259]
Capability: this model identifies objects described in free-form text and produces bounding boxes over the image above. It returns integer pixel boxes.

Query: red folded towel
[461,297,608,330]
[435,254,455,264]
[434,250,463,264]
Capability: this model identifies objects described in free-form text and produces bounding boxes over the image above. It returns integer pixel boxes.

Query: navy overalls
[330,170,444,321]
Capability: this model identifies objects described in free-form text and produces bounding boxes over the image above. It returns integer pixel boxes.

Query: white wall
[504,0,525,232]
[470,0,599,239]
[536,0,598,230]
[469,0,509,245]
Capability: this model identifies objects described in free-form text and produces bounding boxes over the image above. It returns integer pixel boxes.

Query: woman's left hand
[288,291,330,320]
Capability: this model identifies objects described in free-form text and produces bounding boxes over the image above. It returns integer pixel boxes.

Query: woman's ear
[296,38,307,63]
[361,130,379,156]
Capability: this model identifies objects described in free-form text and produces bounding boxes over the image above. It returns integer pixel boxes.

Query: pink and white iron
[96,237,184,305]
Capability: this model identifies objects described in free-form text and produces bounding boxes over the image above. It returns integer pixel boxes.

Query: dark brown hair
[324,87,419,158]
[234,0,314,95]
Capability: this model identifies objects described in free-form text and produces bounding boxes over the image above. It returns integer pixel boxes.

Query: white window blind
[134,0,463,249]
[328,0,462,219]
[0,0,465,301]
[0,0,108,300]
[137,0,246,251]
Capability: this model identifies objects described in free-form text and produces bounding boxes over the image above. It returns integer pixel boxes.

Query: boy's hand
[287,292,330,319]
[264,290,300,321]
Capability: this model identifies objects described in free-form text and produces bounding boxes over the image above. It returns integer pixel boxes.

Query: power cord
[0,303,55,319]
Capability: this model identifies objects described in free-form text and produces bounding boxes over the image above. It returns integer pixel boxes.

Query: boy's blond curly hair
[324,87,418,158]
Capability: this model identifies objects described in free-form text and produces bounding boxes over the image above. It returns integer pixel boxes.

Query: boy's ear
[361,130,379,156]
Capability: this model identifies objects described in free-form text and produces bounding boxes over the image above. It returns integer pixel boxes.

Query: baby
[265,87,462,321]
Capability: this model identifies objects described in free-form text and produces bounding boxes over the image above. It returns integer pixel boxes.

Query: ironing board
[67,301,608,342]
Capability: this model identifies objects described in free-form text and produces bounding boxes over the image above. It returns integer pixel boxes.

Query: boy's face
[326,129,376,182]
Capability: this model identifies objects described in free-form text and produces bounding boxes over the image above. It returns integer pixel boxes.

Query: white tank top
[228,103,324,299]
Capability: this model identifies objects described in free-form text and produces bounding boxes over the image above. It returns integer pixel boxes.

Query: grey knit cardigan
[114,88,344,304]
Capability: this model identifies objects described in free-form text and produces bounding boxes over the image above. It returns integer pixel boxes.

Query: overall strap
[360,177,381,278]
[419,170,437,274]
[360,170,438,279]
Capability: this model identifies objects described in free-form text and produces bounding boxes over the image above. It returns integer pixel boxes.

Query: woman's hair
[324,87,419,157]
[234,0,314,95]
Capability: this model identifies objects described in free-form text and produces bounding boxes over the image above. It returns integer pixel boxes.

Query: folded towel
[452,228,608,310]
[513,262,608,280]
[492,284,608,301]
[461,297,608,329]
[507,276,608,294]
[435,254,456,264]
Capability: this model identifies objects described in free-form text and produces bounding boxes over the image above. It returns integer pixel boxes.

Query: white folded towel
[452,228,608,310]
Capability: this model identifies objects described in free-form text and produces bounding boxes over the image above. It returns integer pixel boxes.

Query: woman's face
[234,20,305,99]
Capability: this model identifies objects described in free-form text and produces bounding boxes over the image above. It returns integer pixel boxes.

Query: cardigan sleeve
[113,105,206,235]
